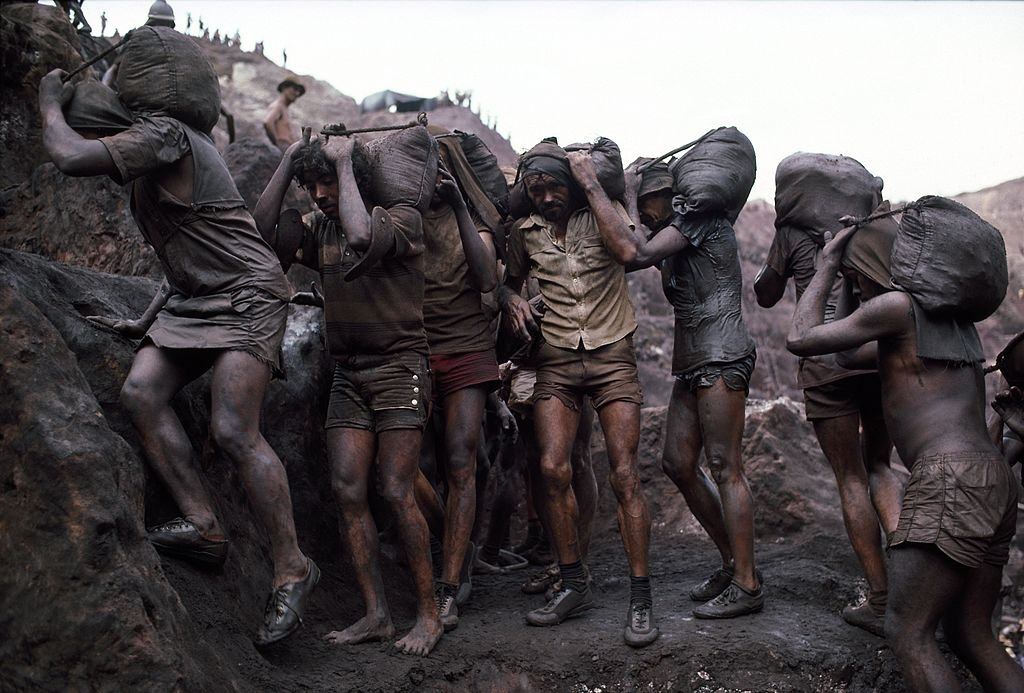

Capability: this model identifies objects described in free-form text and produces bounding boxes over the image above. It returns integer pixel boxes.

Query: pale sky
[76,1,1023,203]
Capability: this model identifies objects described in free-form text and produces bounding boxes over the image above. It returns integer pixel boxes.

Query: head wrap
[520,155,573,190]
[841,214,896,290]
[64,80,134,135]
[631,157,673,198]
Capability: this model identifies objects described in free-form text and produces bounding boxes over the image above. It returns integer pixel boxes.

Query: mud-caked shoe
[521,564,559,595]
[254,558,320,647]
[147,517,228,568]
[841,600,885,637]
[688,567,734,602]
[435,585,459,632]
[693,580,764,619]
[525,584,595,626]
[623,600,660,648]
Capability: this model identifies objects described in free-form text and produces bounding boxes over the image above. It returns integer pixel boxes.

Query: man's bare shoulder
[858,290,914,331]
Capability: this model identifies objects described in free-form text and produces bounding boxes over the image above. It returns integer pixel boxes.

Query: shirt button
[411,399,418,405]
[412,375,418,381]
[413,386,420,393]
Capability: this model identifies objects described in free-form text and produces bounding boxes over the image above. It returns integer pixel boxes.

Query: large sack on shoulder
[364,125,439,214]
[774,152,883,243]
[669,126,755,222]
[116,26,220,133]
[891,196,1008,322]
[454,130,510,217]
[508,137,625,219]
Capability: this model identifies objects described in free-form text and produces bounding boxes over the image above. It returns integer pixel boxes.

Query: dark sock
[630,575,652,607]
[438,581,458,598]
[559,561,586,592]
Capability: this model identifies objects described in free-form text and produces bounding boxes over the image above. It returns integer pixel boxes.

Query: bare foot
[324,614,395,645]
[393,616,442,656]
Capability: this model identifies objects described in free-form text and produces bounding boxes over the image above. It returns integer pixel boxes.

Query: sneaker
[521,564,559,595]
[147,517,228,568]
[525,584,595,626]
[842,600,885,637]
[254,558,321,647]
[544,565,592,602]
[435,586,459,632]
[623,600,660,648]
[693,580,764,619]
[688,567,734,602]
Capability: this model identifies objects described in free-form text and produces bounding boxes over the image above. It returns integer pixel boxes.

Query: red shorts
[429,349,500,400]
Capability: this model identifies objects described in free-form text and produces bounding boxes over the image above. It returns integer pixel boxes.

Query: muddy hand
[566,150,600,189]
[39,68,75,110]
[821,224,859,263]
[285,127,312,164]
[436,162,465,208]
[506,293,538,342]
[323,134,355,162]
[86,315,148,339]
[623,162,642,198]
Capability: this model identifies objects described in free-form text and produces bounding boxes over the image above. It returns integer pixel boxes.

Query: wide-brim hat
[277,76,306,96]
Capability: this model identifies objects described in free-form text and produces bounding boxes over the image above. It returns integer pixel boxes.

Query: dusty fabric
[841,211,896,290]
[287,205,427,360]
[533,335,642,411]
[636,158,673,198]
[890,451,1018,567]
[676,351,756,395]
[774,152,883,244]
[363,125,439,214]
[429,349,500,400]
[452,130,510,217]
[430,126,503,232]
[101,117,292,368]
[803,373,885,422]
[144,287,288,376]
[326,352,430,432]
[421,204,494,355]
[506,365,538,414]
[766,224,875,388]
[64,80,133,134]
[508,138,625,219]
[520,155,573,189]
[891,196,1008,323]
[909,297,984,365]
[669,127,756,223]
[116,26,221,133]
[662,214,756,374]
[506,202,637,351]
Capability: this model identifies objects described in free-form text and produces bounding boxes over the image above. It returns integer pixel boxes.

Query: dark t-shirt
[766,224,874,388]
[422,204,494,355]
[662,216,756,374]
[289,206,427,360]
[101,116,290,302]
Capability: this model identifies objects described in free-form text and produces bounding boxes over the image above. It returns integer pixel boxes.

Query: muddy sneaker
[456,542,475,606]
[688,567,734,602]
[693,580,764,619]
[435,586,459,632]
[254,558,321,647]
[842,600,885,637]
[521,564,559,595]
[147,517,228,568]
[544,565,591,602]
[525,584,595,626]
[623,600,660,648]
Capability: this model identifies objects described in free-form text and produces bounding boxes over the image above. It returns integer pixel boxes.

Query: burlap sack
[454,130,510,218]
[363,125,439,214]
[669,126,755,222]
[775,152,883,244]
[116,26,220,133]
[892,196,1008,322]
[508,137,625,219]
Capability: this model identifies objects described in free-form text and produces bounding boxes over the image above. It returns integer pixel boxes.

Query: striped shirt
[293,205,427,360]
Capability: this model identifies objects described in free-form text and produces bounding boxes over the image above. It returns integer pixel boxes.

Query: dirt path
[160,528,995,692]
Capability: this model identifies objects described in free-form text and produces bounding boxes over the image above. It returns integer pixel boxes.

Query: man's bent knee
[120,378,157,419]
[539,456,572,492]
[608,464,641,499]
[211,417,260,461]
[707,452,741,485]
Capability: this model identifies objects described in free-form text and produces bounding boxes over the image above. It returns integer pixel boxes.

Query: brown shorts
[676,351,756,395]
[889,451,1019,568]
[326,352,430,432]
[429,349,500,400]
[803,373,884,422]
[533,336,643,411]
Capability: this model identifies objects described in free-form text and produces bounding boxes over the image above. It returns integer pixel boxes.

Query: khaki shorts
[326,352,431,432]
[533,336,642,411]
[506,365,538,415]
[889,451,1019,568]
[803,373,885,422]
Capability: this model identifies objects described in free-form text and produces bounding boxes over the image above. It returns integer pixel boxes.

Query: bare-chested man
[612,161,762,619]
[755,201,903,635]
[39,70,316,647]
[501,142,657,647]
[264,77,304,152]
[254,133,441,656]
[787,219,1023,692]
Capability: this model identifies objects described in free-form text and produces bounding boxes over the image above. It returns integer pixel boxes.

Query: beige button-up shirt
[506,202,637,350]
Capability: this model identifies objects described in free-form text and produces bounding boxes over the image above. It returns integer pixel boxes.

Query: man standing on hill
[264,76,304,151]
[500,142,658,647]
[787,220,1023,692]
[755,207,903,636]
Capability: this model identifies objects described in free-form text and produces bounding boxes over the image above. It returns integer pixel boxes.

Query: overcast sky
[76,1,1023,203]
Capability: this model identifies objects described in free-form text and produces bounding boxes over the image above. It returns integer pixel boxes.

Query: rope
[636,128,719,172]
[62,32,130,82]
[321,112,429,139]
[848,201,920,227]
